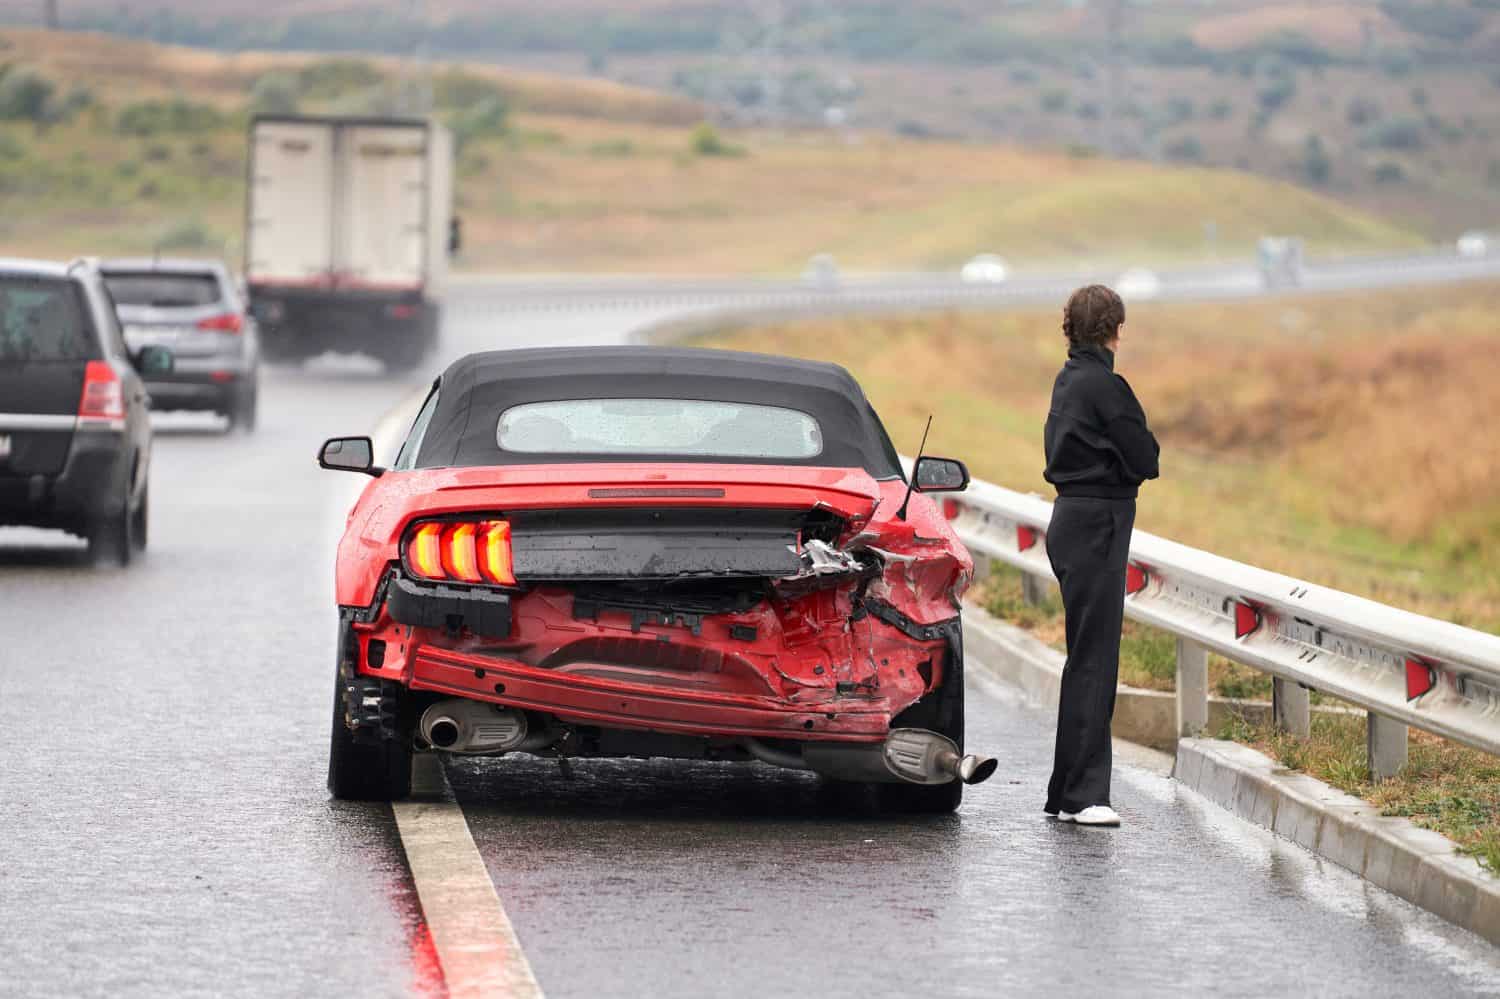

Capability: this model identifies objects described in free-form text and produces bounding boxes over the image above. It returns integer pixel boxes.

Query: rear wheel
[87,493,133,567]
[130,485,148,552]
[227,381,258,433]
[328,616,412,801]
[877,629,966,814]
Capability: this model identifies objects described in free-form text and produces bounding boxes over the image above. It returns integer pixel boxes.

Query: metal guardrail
[947,477,1500,778]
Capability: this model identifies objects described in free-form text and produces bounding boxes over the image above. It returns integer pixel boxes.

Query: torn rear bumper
[410,644,894,743]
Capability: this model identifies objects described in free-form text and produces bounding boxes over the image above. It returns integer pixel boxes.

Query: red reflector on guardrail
[1233,600,1262,639]
[1125,563,1148,595]
[1017,526,1038,551]
[1406,657,1437,701]
[942,498,961,520]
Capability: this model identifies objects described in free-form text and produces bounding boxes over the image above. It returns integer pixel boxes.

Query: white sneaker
[1058,805,1121,826]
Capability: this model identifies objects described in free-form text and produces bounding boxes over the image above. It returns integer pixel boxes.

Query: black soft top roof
[415,346,903,477]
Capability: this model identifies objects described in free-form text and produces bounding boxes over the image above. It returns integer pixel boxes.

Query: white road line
[394,756,545,999]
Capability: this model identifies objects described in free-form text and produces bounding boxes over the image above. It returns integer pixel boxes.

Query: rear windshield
[0,277,96,362]
[103,272,221,308]
[496,399,824,460]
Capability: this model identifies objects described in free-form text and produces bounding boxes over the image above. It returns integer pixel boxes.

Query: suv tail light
[406,519,515,585]
[197,312,244,333]
[78,361,124,423]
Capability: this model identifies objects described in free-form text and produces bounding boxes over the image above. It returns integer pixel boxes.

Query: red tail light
[78,361,124,422]
[406,519,515,586]
[197,312,244,333]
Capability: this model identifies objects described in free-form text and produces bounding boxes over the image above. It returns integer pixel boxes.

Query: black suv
[0,258,172,564]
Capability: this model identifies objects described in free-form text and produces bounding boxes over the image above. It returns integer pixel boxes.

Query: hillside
[13,1,1498,237]
[0,28,1421,272]
[693,281,1500,632]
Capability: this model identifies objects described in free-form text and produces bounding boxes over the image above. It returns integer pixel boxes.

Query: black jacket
[1043,344,1160,499]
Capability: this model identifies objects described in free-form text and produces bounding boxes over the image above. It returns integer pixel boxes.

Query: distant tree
[1208,98,1233,120]
[1488,160,1500,189]
[689,122,743,157]
[1164,134,1204,162]
[1301,135,1331,184]
[1038,89,1068,113]
[249,73,300,115]
[448,97,509,151]
[1363,116,1425,151]
[0,69,55,122]
[1346,96,1381,126]
[1410,87,1428,108]
[1372,161,1405,184]
[1376,47,1414,77]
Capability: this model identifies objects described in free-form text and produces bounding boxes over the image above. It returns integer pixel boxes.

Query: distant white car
[960,254,1009,284]
[1457,231,1490,258]
[801,253,841,290]
[1114,268,1162,301]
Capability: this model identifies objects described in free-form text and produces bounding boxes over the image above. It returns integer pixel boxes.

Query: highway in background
[5,263,1500,997]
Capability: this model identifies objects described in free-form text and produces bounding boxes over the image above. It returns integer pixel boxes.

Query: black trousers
[1044,496,1136,814]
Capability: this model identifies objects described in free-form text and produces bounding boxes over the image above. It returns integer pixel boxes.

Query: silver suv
[101,259,261,431]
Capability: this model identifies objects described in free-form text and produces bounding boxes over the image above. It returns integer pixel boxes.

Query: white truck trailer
[244,115,454,368]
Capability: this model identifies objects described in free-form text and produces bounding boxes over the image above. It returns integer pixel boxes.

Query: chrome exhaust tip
[884,729,999,786]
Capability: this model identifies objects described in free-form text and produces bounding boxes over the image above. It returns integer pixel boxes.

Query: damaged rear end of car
[324,347,994,809]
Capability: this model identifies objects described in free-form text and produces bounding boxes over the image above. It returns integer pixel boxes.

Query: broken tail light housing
[78,360,124,423]
[404,519,515,586]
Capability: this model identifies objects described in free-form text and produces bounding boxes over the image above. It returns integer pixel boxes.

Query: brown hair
[1062,284,1125,348]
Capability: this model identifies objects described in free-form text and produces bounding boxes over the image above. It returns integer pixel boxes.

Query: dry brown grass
[1,27,702,123]
[696,282,1500,630]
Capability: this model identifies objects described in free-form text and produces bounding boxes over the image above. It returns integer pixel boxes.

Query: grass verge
[1217,710,1500,872]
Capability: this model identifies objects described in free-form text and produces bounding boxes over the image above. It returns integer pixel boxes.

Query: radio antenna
[895,414,932,521]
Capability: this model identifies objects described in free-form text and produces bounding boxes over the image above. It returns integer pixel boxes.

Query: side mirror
[318,436,382,477]
[913,455,969,493]
[134,344,174,376]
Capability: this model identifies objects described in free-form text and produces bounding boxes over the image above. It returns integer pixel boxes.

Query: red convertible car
[320,347,994,811]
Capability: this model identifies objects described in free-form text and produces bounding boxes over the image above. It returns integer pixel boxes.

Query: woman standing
[1042,285,1160,827]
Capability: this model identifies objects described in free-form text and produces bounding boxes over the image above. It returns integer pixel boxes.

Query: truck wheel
[327,619,412,801]
[87,492,134,566]
[877,631,966,814]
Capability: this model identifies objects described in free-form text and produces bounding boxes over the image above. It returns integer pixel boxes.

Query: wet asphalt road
[4,283,1500,997]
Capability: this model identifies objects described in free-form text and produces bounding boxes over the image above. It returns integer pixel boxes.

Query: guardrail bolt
[1176,638,1209,738]
[1272,678,1311,738]
[1367,712,1409,782]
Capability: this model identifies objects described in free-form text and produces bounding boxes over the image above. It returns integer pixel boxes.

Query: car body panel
[0,260,154,533]
[101,258,259,414]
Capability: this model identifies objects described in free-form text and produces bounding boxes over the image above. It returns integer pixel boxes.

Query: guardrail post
[1020,572,1048,607]
[971,552,992,583]
[1272,678,1311,738]
[1367,713,1408,782]
[1176,638,1209,738]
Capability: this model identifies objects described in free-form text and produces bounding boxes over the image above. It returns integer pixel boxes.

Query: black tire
[130,485,148,552]
[877,627,966,815]
[227,381,258,433]
[87,494,133,567]
[327,617,412,801]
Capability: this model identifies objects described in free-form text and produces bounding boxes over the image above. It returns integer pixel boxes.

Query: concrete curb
[1175,738,1500,947]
